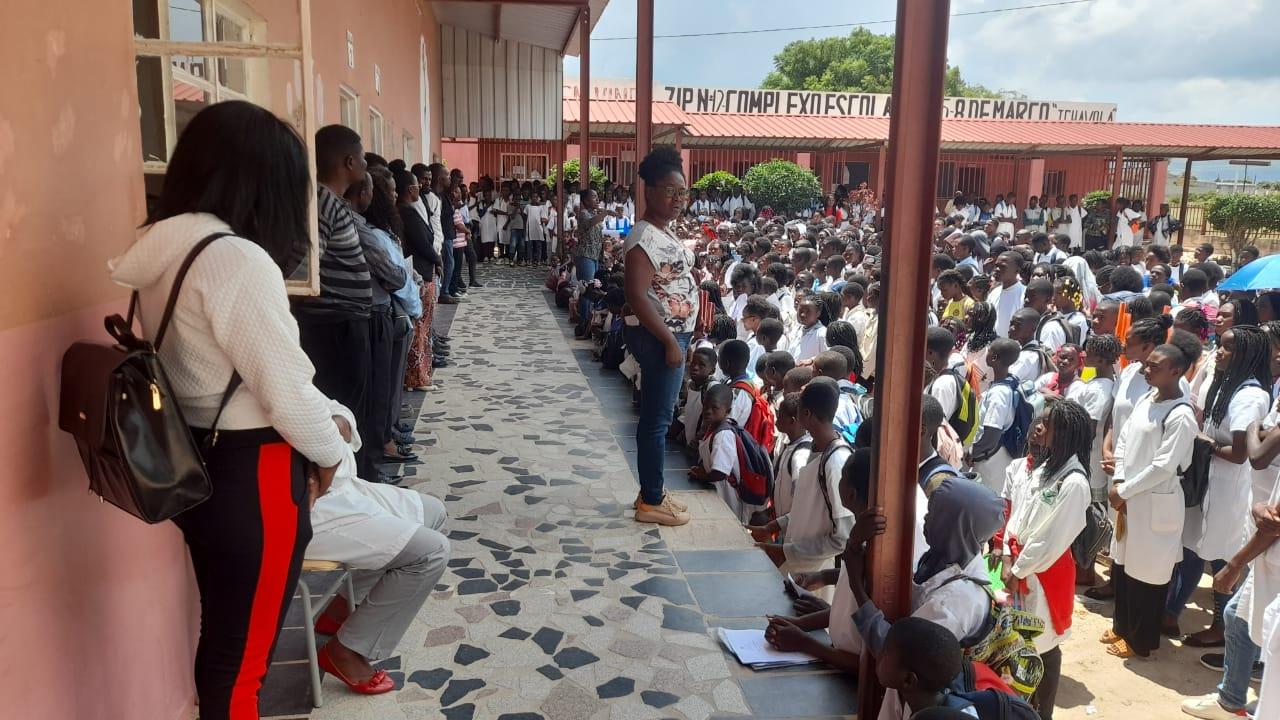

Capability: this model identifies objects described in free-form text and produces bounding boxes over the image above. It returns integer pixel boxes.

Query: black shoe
[396,422,413,433]
[448,294,466,302]
[377,471,404,485]
[469,281,484,288]
[432,357,450,368]
[439,296,460,305]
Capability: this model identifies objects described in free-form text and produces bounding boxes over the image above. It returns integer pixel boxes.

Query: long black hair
[699,280,728,317]
[825,320,864,375]
[817,291,843,326]
[1034,398,1092,478]
[147,100,309,275]
[1224,297,1260,328]
[966,301,998,353]
[1205,324,1271,427]
[364,166,399,237]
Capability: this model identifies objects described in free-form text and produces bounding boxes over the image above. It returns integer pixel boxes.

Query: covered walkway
[260,265,858,720]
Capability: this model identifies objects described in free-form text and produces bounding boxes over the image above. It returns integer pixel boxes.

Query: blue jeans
[1166,548,1229,624]
[509,229,526,262]
[574,256,599,336]
[1218,581,1260,710]
[439,239,454,300]
[628,326,692,505]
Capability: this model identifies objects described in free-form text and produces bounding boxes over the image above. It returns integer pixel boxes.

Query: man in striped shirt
[295,124,377,479]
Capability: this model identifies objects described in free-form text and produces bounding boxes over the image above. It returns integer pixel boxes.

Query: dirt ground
[1053,563,1258,720]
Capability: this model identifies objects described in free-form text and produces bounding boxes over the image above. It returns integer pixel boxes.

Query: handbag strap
[204,372,243,448]
[155,231,234,350]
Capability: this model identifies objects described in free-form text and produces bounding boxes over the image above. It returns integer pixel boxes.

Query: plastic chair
[297,559,356,707]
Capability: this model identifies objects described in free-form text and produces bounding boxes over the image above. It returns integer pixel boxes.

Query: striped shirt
[296,185,372,318]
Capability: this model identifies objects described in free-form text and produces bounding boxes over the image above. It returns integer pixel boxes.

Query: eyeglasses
[654,186,690,200]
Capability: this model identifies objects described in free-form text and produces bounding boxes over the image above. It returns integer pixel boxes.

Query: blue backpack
[715,420,775,507]
[834,383,865,444]
[994,376,1035,458]
[948,661,1041,720]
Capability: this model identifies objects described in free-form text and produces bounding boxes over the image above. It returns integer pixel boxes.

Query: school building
[443,80,1280,221]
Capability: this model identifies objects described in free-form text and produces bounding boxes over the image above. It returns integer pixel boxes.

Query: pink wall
[0,2,442,718]
[442,140,481,181]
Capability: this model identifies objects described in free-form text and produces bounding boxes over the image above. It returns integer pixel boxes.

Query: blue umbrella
[1217,254,1280,292]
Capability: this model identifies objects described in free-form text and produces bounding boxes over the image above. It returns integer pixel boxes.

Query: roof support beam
[493,4,502,41]
[635,0,654,210]
[1177,157,1193,245]
[578,6,591,181]
[861,1,950,714]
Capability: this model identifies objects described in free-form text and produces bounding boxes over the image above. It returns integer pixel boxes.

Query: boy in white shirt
[719,340,757,428]
[691,384,764,523]
[1114,197,1141,248]
[750,379,853,574]
[1008,308,1053,384]
[769,393,813,519]
[968,339,1022,494]
[677,347,718,451]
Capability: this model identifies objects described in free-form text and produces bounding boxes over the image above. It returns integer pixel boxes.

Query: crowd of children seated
[553,181,1280,719]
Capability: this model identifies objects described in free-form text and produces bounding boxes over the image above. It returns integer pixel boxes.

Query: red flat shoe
[318,645,395,695]
[315,613,344,636]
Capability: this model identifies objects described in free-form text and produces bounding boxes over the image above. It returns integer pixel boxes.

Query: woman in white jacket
[997,398,1092,720]
[109,102,349,718]
[1104,344,1198,659]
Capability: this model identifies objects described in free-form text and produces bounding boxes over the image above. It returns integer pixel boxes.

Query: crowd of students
[561,151,1280,719]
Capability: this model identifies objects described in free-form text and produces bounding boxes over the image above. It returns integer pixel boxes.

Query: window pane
[133,0,161,39]
[174,61,213,144]
[168,0,205,41]
[136,56,168,162]
[215,12,249,95]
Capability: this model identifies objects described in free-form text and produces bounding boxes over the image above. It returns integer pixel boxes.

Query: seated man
[308,401,451,694]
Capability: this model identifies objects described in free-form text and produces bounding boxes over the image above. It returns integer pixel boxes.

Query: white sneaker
[1182,694,1247,719]
[635,495,691,526]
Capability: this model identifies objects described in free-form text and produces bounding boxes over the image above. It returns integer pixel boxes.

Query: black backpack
[58,233,241,523]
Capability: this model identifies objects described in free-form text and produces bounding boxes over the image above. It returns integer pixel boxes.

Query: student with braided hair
[1175,324,1273,649]
[997,398,1093,718]
[963,301,999,390]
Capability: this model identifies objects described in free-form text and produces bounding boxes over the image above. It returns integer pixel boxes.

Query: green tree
[742,160,822,216]
[545,158,607,190]
[691,171,742,196]
[1205,193,1280,260]
[761,27,996,97]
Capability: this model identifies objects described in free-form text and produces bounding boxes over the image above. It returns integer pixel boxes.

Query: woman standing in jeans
[625,147,699,527]
[574,188,619,338]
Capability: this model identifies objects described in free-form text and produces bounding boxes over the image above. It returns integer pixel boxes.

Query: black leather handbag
[58,232,240,523]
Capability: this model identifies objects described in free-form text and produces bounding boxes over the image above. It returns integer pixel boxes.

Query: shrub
[742,160,822,216]
[692,171,742,196]
[545,158,608,190]
[1082,189,1112,208]
[1205,193,1280,259]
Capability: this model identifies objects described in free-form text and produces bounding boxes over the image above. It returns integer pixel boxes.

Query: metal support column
[578,7,591,188]
[1111,146,1125,203]
[1177,157,1193,245]
[635,0,654,216]
[860,0,951,717]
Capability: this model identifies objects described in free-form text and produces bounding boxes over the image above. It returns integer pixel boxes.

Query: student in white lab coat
[309,401,451,691]
[1175,325,1272,648]
[789,293,829,363]
[768,393,813,519]
[997,399,1091,718]
[1103,344,1198,659]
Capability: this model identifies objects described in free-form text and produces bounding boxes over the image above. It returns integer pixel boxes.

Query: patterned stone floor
[260,263,857,720]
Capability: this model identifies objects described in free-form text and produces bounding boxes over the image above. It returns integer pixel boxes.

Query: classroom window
[368,106,384,154]
[500,153,550,181]
[1042,170,1066,199]
[339,86,360,132]
[593,156,618,184]
[403,133,416,164]
[956,166,987,201]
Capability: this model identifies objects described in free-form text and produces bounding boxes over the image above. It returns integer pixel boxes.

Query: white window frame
[338,85,360,133]
[403,133,416,165]
[133,0,320,295]
[368,106,384,155]
[500,152,550,181]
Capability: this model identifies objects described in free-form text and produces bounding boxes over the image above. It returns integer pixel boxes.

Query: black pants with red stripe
[177,428,311,720]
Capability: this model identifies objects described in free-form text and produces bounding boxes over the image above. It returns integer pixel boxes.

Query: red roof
[679,112,1280,158]
[563,99,692,127]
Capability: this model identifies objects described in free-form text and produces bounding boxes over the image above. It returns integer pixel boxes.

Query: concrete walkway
[258,264,857,720]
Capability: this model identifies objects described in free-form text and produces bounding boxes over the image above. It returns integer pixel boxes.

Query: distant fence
[1171,202,1280,253]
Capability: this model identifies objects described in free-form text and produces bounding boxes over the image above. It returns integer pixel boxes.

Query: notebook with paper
[716,627,823,670]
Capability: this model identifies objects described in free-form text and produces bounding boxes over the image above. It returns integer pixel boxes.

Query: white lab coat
[1001,457,1090,652]
[306,401,430,569]
[1256,592,1280,720]
[1187,381,1270,562]
[1111,392,1197,585]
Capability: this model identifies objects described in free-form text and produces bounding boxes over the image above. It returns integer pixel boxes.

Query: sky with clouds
[565,0,1280,127]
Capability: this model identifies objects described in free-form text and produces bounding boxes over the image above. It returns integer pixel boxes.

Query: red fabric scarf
[1007,535,1076,636]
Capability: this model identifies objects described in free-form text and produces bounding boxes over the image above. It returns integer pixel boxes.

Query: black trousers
[1034,645,1062,720]
[297,313,373,479]
[463,238,478,283]
[1114,563,1168,655]
[176,428,310,720]
[367,306,395,466]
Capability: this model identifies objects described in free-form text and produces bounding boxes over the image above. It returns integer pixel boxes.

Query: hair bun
[1156,314,1174,331]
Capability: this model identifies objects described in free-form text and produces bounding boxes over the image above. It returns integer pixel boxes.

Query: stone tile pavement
[259,263,856,720]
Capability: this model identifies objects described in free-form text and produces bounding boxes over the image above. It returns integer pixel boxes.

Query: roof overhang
[430,0,608,56]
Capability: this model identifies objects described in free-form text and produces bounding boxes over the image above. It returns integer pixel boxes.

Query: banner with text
[563,80,1116,123]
